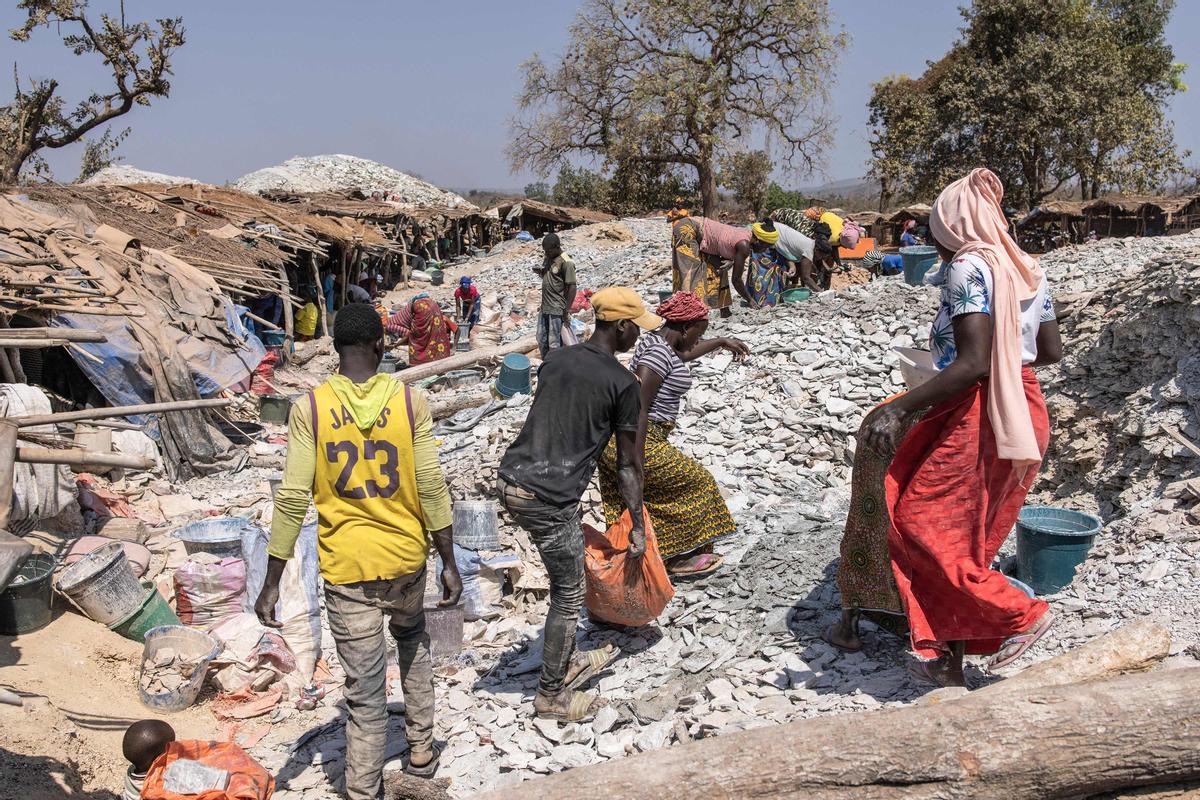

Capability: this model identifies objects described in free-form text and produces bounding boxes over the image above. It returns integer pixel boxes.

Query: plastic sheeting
[50,297,265,429]
[0,384,77,522]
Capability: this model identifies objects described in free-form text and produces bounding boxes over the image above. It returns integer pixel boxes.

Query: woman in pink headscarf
[848,168,1063,687]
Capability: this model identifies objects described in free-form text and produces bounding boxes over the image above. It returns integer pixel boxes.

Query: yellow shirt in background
[820,212,845,246]
[295,302,319,337]
[268,375,453,584]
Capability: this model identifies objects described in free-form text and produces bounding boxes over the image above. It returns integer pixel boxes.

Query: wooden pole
[396,335,537,383]
[0,328,107,342]
[16,447,155,470]
[14,397,231,428]
[312,253,329,338]
[0,421,18,533]
[276,263,294,346]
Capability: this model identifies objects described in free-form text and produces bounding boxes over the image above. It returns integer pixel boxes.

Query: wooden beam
[395,336,537,383]
[16,447,155,470]
[13,397,231,428]
[0,328,107,342]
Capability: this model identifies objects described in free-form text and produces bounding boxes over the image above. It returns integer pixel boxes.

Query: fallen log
[396,335,537,383]
[973,618,1170,697]
[429,386,494,420]
[485,667,1200,800]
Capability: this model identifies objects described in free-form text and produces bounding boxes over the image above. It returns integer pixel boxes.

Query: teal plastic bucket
[900,246,939,286]
[260,330,286,347]
[1016,506,1102,595]
[657,289,673,304]
[781,288,811,303]
[495,353,532,398]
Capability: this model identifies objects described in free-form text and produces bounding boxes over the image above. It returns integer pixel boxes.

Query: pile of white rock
[234,154,473,209]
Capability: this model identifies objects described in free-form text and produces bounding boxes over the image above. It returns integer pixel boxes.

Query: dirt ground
[0,609,217,799]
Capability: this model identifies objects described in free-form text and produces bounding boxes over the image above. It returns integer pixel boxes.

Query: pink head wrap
[930,168,1045,467]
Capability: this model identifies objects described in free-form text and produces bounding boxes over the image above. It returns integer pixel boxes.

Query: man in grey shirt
[534,233,577,357]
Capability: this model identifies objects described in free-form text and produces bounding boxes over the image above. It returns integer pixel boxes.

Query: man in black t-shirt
[497,287,661,721]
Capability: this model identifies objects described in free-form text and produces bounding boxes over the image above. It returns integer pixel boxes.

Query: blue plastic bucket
[495,353,532,398]
[900,246,939,286]
[261,330,286,347]
[1016,506,1102,595]
[1005,574,1036,599]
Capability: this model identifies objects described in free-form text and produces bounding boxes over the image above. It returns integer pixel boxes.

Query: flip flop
[667,552,724,578]
[564,643,619,691]
[988,611,1056,671]
[404,743,442,778]
[535,691,606,723]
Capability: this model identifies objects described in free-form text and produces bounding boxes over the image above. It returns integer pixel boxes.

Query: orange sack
[583,509,674,626]
[141,740,274,800]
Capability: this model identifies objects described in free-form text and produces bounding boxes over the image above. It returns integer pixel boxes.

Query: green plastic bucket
[108,587,181,643]
[900,245,939,286]
[0,553,56,635]
[657,289,674,304]
[781,288,811,303]
[1016,506,1102,595]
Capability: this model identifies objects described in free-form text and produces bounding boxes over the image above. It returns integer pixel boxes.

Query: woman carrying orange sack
[597,292,749,578]
[385,295,457,365]
[829,168,1063,687]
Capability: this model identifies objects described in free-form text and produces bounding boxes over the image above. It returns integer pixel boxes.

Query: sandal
[667,552,724,578]
[564,643,618,690]
[988,611,1055,671]
[404,743,442,778]
[535,690,606,722]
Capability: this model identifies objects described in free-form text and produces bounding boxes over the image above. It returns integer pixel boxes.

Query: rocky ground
[5,220,1196,800]
[250,224,1200,797]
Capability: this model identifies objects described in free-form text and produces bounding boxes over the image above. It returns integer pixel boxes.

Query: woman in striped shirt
[597,292,749,577]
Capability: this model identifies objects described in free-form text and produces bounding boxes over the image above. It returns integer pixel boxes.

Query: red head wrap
[655,292,709,322]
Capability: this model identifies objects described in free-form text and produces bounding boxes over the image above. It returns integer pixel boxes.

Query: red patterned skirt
[885,368,1051,659]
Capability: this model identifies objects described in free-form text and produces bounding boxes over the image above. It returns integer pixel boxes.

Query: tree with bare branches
[1,0,185,184]
[508,0,845,218]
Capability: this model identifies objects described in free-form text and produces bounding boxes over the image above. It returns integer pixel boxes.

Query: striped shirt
[631,332,693,423]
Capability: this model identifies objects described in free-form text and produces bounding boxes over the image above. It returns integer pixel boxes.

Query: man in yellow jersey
[255,304,461,799]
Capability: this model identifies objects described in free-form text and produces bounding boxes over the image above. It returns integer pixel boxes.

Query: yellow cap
[590,287,663,331]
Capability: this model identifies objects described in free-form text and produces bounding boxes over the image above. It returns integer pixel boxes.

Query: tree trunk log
[973,619,1170,697]
[483,668,1200,800]
[429,387,494,420]
[396,336,537,383]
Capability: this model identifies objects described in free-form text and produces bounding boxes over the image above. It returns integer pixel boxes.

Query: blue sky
[6,1,1199,190]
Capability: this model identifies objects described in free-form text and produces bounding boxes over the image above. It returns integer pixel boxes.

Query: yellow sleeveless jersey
[309,381,427,584]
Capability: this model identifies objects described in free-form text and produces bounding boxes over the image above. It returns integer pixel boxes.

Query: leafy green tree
[552,163,608,209]
[508,0,846,217]
[605,156,692,217]
[866,0,1185,209]
[75,126,128,183]
[764,182,807,213]
[720,151,772,218]
[523,181,551,202]
[1,1,185,184]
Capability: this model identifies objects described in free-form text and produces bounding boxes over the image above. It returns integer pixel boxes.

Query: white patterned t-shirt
[927,253,1054,370]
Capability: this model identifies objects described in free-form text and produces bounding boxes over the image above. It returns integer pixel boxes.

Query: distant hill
[798,176,882,208]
